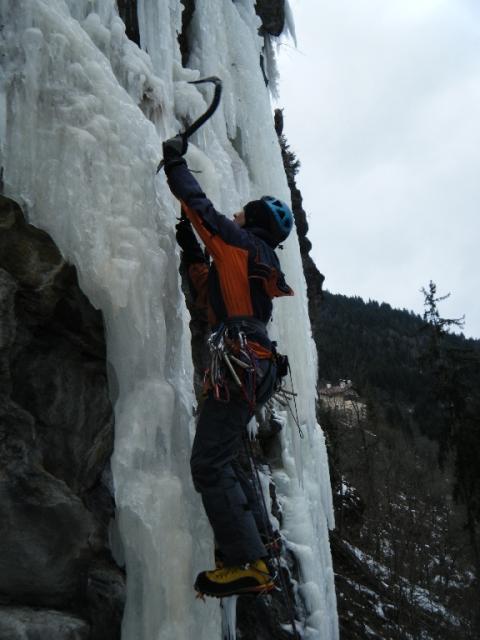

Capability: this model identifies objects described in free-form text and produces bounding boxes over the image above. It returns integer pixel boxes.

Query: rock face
[117,0,140,45]
[178,0,196,67]
[0,195,124,639]
[274,109,326,321]
[255,0,285,36]
[0,607,90,640]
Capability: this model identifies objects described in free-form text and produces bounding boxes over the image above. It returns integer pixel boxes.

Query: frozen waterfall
[0,1,338,638]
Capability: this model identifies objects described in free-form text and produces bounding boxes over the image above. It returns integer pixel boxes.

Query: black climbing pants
[190,358,276,566]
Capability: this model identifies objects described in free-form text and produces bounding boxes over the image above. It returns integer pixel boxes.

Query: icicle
[1,0,339,638]
[220,597,238,640]
[284,0,298,47]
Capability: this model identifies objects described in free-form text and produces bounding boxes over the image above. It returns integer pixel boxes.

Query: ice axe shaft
[157,76,222,173]
[182,76,222,138]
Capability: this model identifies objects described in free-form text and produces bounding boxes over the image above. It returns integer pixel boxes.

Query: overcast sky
[277,0,480,338]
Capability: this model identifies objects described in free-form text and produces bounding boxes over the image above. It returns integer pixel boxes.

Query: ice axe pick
[157,76,223,173]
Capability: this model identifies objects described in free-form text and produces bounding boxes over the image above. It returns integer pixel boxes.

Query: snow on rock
[0,1,338,638]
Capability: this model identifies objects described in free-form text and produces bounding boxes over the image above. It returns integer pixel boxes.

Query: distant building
[320,380,358,401]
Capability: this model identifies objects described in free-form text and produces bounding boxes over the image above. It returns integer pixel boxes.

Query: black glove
[175,217,206,264]
[162,134,188,170]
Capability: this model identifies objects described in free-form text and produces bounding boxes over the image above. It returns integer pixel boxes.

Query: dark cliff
[0,195,124,639]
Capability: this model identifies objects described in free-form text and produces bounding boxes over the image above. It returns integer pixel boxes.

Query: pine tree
[420,281,480,623]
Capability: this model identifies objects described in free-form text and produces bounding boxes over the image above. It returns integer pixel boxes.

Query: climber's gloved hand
[175,216,206,264]
[175,216,197,250]
[162,134,188,171]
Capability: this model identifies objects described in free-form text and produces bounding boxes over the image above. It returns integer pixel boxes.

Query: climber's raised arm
[163,137,251,257]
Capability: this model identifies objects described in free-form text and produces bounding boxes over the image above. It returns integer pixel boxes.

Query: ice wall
[0,1,338,638]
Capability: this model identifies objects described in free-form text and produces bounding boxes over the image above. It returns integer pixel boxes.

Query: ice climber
[162,135,294,598]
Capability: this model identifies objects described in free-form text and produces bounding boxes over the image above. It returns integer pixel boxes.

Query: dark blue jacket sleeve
[166,160,251,250]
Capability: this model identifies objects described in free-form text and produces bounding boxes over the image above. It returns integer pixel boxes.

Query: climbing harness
[206,323,303,439]
[157,76,222,173]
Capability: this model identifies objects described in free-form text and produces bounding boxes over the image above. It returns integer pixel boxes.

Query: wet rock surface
[274,108,326,315]
[179,0,196,67]
[255,0,285,36]
[0,195,124,639]
[0,606,90,640]
[117,0,140,45]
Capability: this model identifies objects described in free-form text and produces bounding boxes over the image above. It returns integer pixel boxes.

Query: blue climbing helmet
[261,196,294,242]
[244,195,294,246]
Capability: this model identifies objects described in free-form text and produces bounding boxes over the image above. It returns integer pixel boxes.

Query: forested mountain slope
[278,111,480,639]
[315,292,480,639]
[316,291,480,437]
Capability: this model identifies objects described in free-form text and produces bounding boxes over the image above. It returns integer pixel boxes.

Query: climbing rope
[269,364,304,439]
[243,434,302,640]
[207,322,303,636]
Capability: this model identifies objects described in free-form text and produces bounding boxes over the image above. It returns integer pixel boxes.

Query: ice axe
[157,76,222,173]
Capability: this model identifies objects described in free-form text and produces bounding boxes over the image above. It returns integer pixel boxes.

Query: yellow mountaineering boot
[194,559,274,598]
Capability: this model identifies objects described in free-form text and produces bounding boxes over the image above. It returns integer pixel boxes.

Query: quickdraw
[268,352,304,439]
[205,324,258,411]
